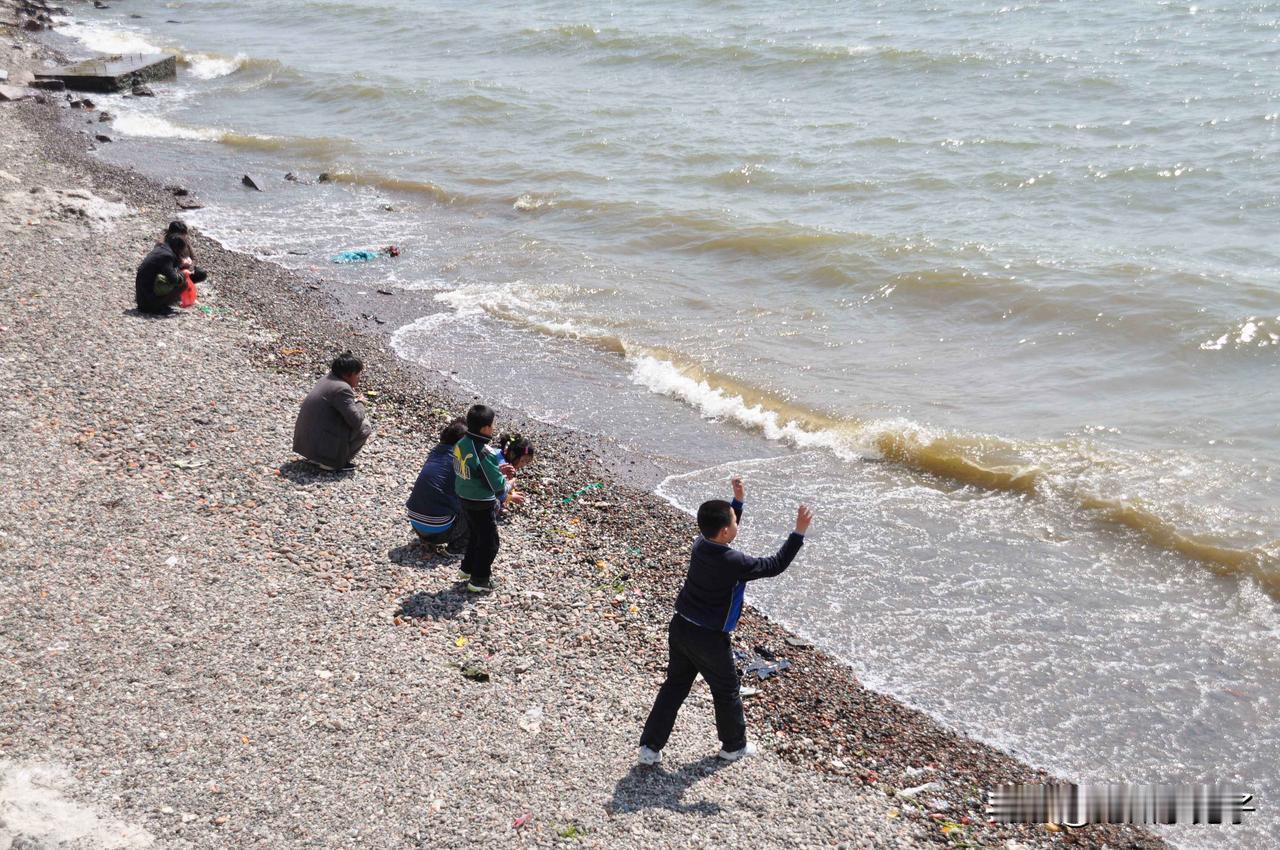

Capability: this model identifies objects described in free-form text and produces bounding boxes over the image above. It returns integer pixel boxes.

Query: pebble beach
[0,3,1177,849]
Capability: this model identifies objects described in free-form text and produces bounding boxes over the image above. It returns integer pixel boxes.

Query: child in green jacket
[452,404,511,592]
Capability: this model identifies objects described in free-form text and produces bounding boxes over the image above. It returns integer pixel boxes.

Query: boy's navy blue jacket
[406,442,461,526]
[674,499,804,632]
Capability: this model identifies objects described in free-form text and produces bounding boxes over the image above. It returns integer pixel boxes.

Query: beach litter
[559,482,603,505]
[460,662,489,683]
[330,245,400,264]
[897,781,944,799]
[735,646,791,681]
[517,705,543,734]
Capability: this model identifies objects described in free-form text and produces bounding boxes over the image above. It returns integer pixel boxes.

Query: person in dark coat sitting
[134,233,206,314]
[292,352,373,472]
[405,418,469,553]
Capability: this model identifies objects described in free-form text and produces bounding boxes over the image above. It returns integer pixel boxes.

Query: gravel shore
[1,5,1170,849]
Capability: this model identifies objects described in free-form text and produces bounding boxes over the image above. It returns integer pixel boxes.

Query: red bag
[179,269,197,308]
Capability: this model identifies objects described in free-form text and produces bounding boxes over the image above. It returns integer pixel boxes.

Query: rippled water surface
[55,2,1280,847]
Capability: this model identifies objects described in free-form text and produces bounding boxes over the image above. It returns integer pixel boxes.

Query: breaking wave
[56,19,163,56]
[110,110,223,142]
[180,51,248,80]
[427,287,1280,598]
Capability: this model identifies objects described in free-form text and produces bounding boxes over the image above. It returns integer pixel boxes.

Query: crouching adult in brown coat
[292,352,373,472]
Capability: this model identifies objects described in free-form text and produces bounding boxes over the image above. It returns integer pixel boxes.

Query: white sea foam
[57,19,162,55]
[111,110,222,142]
[185,52,247,80]
[1199,316,1280,350]
[627,354,860,459]
[513,193,555,211]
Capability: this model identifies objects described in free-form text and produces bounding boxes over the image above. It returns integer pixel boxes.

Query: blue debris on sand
[331,250,383,264]
[734,647,792,681]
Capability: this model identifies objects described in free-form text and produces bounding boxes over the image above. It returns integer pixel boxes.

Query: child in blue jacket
[406,418,468,553]
[638,477,813,764]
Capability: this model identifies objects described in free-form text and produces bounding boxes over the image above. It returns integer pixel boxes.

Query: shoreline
[1,5,1171,849]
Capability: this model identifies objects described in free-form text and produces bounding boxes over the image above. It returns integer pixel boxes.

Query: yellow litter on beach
[454,636,467,648]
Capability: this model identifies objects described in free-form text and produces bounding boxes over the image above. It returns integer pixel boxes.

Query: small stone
[460,662,489,683]
[0,84,34,102]
[131,84,155,97]
[94,134,112,143]
[10,836,54,850]
[212,815,228,826]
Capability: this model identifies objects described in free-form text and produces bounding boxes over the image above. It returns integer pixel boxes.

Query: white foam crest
[434,282,602,342]
[1199,315,1280,350]
[57,19,162,55]
[185,52,247,80]
[627,354,860,459]
[111,110,223,141]
[389,312,460,358]
[513,193,556,211]
[434,286,488,318]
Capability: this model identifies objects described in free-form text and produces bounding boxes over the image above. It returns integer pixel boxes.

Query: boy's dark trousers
[460,501,499,584]
[639,613,746,753]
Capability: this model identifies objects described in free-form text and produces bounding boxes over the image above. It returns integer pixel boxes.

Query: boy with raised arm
[638,477,813,764]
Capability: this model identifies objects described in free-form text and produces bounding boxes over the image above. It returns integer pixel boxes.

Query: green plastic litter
[560,482,603,505]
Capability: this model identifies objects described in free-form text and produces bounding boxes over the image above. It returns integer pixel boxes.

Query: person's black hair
[165,233,192,259]
[440,418,467,445]
[466,404,495,434]
[330,351,364,377]
[697,499,735,539]
[165,220,189,237]
[498,432,534,461]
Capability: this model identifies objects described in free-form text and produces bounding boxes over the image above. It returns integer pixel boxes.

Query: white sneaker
[637,746,662,766]
[717,741,758,762]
